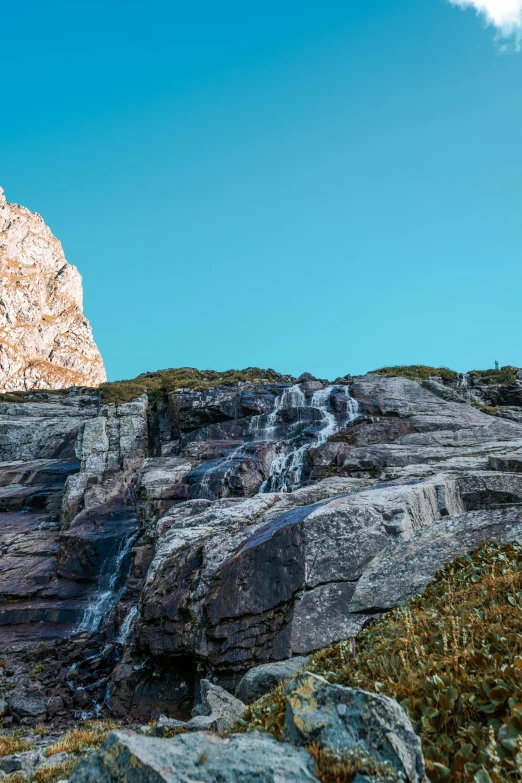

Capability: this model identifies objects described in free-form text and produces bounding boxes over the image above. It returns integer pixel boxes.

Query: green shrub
[96,367,286,404]
[472,402,500,417]
[373,366,458,382]
[0,367,287,406]
[468,367,518,387]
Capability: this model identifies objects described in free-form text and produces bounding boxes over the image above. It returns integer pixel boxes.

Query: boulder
[235,657,310,704]
[137,473,465,676]
[6,693,47,720]
[68,729,319,783]
[284,672,426,783]
[192,680,245,733]
[484,381,522,407]
[184,715,217,731]
[421,379,467,403]
[46,696,64,716]
[0,750,43,775]
[489,453,522,473]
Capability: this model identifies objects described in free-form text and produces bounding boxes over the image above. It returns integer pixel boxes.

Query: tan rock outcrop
[0,186,106,391]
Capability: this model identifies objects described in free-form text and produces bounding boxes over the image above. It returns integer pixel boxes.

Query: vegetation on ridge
[96,367,287,404]
[373,365,458,381]
[0,367,288,405]
[0,364,519,405]
[468,367,518,387]
[240,542,522,783]
[374,365,519,387]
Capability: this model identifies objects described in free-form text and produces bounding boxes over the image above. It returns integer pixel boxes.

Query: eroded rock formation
[3,367,522,731]
[0,186,106,391]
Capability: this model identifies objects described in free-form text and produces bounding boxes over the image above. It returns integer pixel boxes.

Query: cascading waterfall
[198,385,307,499]
[260,384,360,493]
[250,384,306,441]
[117,605,138,645]
[196,382,360,498]
[75,531,138,634]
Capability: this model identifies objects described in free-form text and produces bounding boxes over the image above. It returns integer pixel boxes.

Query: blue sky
[3,0,522,381]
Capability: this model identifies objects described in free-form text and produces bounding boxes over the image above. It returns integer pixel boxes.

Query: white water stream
[75,531,138,634]
[117,604,138,645]
[259,384,360,493]
[192,382,360,499]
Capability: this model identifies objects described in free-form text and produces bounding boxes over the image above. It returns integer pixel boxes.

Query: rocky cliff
[2,365,522,735]
[0,187,106,391]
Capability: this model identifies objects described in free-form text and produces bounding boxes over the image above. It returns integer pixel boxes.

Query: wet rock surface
[4,368,522,775]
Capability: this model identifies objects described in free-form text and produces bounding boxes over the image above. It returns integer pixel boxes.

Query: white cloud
[448,0,522,47]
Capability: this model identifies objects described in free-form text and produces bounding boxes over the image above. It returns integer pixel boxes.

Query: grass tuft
[4,773,29,783]
[308,743,398,782]
[468,367,518,387]
[472,401,499,416]
[33,758,78,783]
[45,720,119,756]
[0,732,33,757]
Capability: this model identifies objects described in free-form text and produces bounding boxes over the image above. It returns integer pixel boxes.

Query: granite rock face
[0,186,106,391]
[0,390,147,646]
[349,505,522,613]
[122,375,522,710]
[5,369,522,726]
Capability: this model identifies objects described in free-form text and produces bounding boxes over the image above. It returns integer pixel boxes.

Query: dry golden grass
[33,758,78,783]
[45,720,119,757]
[160,725,188,739]
[4,773,29,783]
[241,542,522,783]
[0,732,33,757]
[308,743,397,783]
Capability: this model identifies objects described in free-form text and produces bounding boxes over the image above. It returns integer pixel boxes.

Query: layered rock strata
[4,369,522,725]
